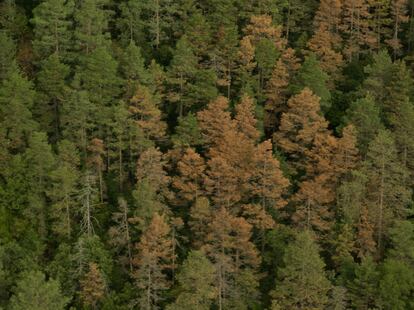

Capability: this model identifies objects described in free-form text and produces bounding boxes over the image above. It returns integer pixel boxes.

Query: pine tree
[347,256,379,309]
[189,197,213,248]
[271,230,331,309]
[171,112,203,147]
[141,0,178,48]
[197,96,235,147]
[60,89,95,155]
[307,0,343,81]
[0,68,37,152]
[108,197,134,272]
[74,46,122,130]
[234,94,261,142]
[87,138,105,203]
[264,47,301,132]
[202,207,260,310]
[386,0,409,57]
[118,0,145,45]
[167,36,198,117]
[132,213,173,309]
[0,32,17,81]
[35,53,70,142]
[48,140,80,239]
[73,0,111,55]
[166,250,216,310]
[344,94,384,155]
[341,0,376,60]
[136,147,170,197]
[9,271,68,310]
[247,139,289,230]
[24,132,56,241]
[273,88,329,174]
[363,130,411,254]
[0,0,28,39]
[128,84,166,149]
[172,148,206,207]
[362,50,393,105]
[291,53,331,111]
[80,262,107,309]
[120,41,150,99]
[31,0,74,60]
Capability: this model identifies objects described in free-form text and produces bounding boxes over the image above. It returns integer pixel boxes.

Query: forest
[1,0,414,309]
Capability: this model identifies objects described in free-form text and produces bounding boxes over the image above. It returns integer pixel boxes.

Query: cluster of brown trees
[1,0,414,309]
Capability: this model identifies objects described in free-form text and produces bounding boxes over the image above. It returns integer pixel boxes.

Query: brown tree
[197,96,235,148]
[87,138,105,203]
[136,147,170,199]
[386,0,409,57]
[202,207,261,310]
[172,148,206,207]
[128,84,166,148]
[132,213,173,309]
[274,88,329,174]
[308,0,343,81]
[80,262,106,309]
[245,140,289,230]
[341,0,376,60]
[264,47,300,133]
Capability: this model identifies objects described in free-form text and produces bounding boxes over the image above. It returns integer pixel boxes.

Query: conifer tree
[271,230,331,309]
[347,256,379,309]
[171,112,203,147]
[291,53,331,111]
[141,0,178,48]
[80,262,107,309]
[31,0,74,60]
[118,0,145,45]
[386,0,409,57]
[172,148,206,207]
[9,271,68,310]
[128,85,166,150]
[202,207,260,310]
[120,41,150,99]
[197,96,235,148]
[189,197,213,248]
[264,47,300,132]
[0,0,28,39]
[132,213,173,309]
[0,32,17,81]
[136,147,170,198]
[60,89,95,155]
[344,94,384,155]
[247,139,289,230]
[166,250,216,310]
[307,0,343,81]
[48,140,80,239]
[363,130,411,253]
[87,138,105,203]
[167,36,198,117]
[73,0,111,55]
[0,68,37,152]
[274,88,329,174]
[24,132,56,241]
[108,197,134,272]
[35,53,70,142]
[341,0,376,60]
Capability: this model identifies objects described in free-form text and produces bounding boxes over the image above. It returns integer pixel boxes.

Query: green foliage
[9,270,68,310]
[291,53,331,111]
[167,250,216,310]
[271,230,331,309]
[31,0,74,60]
[172,112,203,147]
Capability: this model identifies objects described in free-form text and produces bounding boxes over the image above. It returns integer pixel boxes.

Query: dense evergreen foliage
[1,0,414,309]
